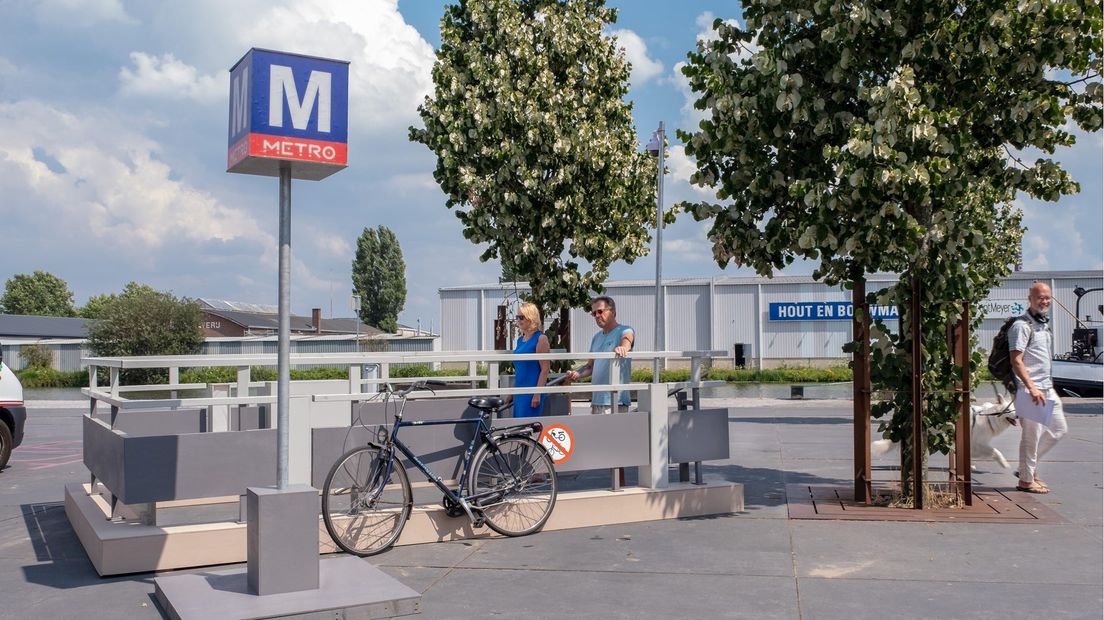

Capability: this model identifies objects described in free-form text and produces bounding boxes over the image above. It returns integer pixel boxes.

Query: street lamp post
[351,294,361,354]
[647,122,666,382]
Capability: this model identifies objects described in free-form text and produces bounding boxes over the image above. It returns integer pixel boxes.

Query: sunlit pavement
[2,397,1100,619]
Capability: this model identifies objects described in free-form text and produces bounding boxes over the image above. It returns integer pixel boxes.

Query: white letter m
[269,65,331,132]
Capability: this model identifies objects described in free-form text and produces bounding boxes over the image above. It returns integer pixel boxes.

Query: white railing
[82,349,726,413]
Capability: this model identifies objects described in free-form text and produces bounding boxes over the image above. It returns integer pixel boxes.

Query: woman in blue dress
[512,302,550,417]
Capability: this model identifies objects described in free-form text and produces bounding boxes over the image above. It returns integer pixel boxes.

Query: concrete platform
[66,480,744,575]
[154,555,420,620]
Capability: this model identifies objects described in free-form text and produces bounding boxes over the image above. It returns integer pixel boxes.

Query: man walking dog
[1010,282,1067,493]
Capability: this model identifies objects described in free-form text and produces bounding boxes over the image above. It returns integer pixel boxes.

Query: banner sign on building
[227,48,349,181]
[768,302,899,321]
[978,298,1026,319]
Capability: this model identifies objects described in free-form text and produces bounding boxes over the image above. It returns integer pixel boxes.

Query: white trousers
[1017,387,1067,483]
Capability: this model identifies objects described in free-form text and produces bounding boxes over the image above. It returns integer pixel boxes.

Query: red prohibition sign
[538,424,574,465]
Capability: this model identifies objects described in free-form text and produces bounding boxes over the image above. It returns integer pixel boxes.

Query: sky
[1,0,1100,333]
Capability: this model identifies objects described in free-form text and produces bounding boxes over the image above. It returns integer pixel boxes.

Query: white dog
[871,397,1018,469]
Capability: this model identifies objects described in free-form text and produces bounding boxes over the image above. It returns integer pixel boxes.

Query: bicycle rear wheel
[322,445,412,556]
[468,436,557,536]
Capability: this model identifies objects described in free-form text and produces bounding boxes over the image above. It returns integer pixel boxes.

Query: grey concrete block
[246,485,320,596]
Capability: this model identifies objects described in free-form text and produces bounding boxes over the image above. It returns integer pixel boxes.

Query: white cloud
[118,52,226,104]
[0,99,273,258]
[607,29,663,86]
[666,144,716,198]
[34,0,135,26]
[1013,125,1103,271]
[116,1,436,131]
[663,237,711,262]
[310,228,353,261]
[237,0,436,133]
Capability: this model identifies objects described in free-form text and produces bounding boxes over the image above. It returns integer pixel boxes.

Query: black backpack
[988,316,1029,393]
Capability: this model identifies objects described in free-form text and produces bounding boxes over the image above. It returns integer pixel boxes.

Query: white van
[0,346,27,470]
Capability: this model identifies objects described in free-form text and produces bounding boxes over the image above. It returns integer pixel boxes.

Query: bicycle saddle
[468,397,505,411]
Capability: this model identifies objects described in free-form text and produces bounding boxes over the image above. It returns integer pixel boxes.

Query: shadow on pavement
[18,501,147,590]
[703,463,843,509]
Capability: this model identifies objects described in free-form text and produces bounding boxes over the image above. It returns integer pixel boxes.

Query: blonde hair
[518,302,542,327]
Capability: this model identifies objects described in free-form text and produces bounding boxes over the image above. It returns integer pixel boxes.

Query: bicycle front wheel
[322,445,412,556]
[468,436,557,537]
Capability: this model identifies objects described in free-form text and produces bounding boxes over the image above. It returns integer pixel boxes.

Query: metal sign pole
[653,121,665,382]
[277,162,291,490]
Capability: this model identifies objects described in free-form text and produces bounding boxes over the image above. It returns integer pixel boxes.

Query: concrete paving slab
[405,565,801,620]
[797,578,1103,620]
[791,520,1104,585]
[453,516,796,578]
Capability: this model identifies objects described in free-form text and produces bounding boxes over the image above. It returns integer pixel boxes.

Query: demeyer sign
[227,48,349,181]
[979,298,1026,319]
[769,302,899,321]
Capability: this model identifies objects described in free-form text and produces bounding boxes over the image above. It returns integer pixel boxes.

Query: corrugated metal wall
[441,290,481,351]
[439,271,1103,364]
[665,284,711,351]
[713,283,758,361]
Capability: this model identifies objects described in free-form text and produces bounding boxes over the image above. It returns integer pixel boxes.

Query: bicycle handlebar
[389,379,447,398]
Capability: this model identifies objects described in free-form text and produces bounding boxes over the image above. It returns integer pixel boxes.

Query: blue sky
[1,0,1100,332]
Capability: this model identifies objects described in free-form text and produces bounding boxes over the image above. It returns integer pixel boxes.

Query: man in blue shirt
[565,295,634,413]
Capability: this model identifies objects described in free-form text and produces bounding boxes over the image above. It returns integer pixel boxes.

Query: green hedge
[17,363,934,391]
[178,364,478,384]
[178,366,360,383]
[14,367,87,388]
[630,365,853,384]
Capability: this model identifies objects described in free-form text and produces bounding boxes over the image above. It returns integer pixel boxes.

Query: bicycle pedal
[472,517,486,529]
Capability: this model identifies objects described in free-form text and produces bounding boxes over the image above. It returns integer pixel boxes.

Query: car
[0,346,27,470]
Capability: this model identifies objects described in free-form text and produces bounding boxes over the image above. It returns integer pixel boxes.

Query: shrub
[15,367,86,388]
[19,343,53,369]
[631,365,854,384]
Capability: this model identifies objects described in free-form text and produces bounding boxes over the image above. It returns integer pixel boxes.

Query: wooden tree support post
[560,307,570,352]
[910,276,924,510]
[852,277,872,504]
[494,305,508,350]
[952,303,973,505]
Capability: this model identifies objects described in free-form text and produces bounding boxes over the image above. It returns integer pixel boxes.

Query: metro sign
[227,48,349,180]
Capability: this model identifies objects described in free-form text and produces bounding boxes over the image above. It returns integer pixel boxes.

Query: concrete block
[246,485,319,595]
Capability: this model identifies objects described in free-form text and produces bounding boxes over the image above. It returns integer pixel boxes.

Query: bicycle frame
[387,414,489,504]
[368,390,543,515]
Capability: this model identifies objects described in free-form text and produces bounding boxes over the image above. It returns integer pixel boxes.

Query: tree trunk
[900,274,928,507]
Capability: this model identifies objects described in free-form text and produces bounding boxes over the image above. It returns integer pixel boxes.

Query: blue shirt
[512,331,545,417]
[589,324,634,406]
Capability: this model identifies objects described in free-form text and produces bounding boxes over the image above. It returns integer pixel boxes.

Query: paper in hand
[1014,389,1055,426]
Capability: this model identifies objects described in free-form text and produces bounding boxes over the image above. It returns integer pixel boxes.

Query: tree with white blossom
[410,0,657,331]
[679,0,1101,502]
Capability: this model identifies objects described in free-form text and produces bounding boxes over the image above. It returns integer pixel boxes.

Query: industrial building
[439,270,1104,368]
[0,299,439,371]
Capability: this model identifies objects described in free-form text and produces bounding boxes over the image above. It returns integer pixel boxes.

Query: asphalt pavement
[1,396,1100,619]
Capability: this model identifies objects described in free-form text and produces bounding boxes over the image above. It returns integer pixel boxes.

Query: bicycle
[322,380,558,556]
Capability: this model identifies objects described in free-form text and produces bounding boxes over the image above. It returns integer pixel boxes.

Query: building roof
[0,314,94,339]
[202,308,388,337]
[197,298,278,314]
[439,270,1104,292]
